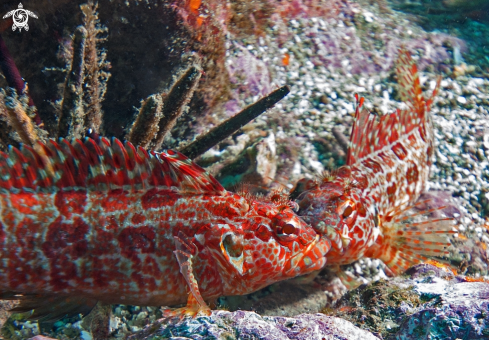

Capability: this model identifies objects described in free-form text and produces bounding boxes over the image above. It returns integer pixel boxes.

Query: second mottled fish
[292,49,456,282]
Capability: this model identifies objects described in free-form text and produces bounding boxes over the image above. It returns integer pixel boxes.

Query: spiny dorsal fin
[346,48,440,166]
[0,137,226,195]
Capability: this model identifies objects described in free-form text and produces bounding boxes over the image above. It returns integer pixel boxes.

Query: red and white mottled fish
[0,137,329,320]
[293,49,455,280]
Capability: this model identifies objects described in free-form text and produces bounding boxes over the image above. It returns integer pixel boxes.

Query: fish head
[266,204,330,278]
[296,169,376,256]
[205,197,329,294]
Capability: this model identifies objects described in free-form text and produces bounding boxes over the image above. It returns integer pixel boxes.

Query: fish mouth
[323,224,353,252]
[284,234,330,277]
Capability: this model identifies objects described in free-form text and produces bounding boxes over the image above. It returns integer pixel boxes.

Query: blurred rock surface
[330,263,489,339]
[128,310,380,340]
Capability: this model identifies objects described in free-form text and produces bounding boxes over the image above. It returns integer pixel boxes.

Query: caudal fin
[395,48,440,114]
[0,292,97,322]
[347,48,440,166]
[365,200,457,276]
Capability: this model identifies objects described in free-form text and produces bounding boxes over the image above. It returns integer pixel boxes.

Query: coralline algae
[128,310,380,340]
[332,263,489,339]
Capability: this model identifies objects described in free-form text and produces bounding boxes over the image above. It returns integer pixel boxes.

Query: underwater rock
[393,270,489,339]
[213,131,277,188]
[128,310,379,340]
[330,263,489,339]
[0,301,16,331]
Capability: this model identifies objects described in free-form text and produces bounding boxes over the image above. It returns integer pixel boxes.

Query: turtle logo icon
[3,3,38,32]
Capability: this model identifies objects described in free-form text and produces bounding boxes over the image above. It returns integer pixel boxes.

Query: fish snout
[315,236,331,257]
[320,224,345,252]
[284,235,330,277]
[298,225,317,245]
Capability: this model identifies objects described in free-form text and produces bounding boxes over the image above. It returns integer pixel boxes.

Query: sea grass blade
[332,126,349,153]
[179,85,290,159]
[81,1,110,135]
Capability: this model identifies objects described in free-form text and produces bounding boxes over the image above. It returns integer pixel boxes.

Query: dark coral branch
[331,126,349,154]
[0,34,41,125]
[179,85,290,159]
[81,1,110,135]
[151,65,201,150]
[126,94,163,149]
[58,26,87,139]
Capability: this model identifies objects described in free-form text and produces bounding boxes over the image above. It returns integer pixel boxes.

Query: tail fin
[347,48,440,166]
[395,48,441,114]
[0,292,97,322]
[365,200,457,276]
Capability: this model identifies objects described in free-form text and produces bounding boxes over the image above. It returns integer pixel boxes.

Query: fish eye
[343,206,353,218]
[271,216,299,241]
[282,224,297,235]
[338,200,356,220]
[222,233,243,258]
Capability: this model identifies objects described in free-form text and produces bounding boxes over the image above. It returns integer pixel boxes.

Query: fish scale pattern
[0,138,330,321]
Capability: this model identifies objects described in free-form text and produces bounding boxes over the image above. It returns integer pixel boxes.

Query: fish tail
[347,47,440,165]
[365,202,457,276]
[395,47,441,120]
[0,292,97,322]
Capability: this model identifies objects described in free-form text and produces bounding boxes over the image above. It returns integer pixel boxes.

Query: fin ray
[347,48,440,165]
[0,138,225,195]
[365,201,456,275]
[2,293,97,322]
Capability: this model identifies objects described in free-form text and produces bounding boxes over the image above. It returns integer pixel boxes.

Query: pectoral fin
[164,231,211,318]
[365,200,457,276]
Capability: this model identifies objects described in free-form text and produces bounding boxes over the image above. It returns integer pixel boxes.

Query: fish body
[294,49,453,276]
[0,137,329,320]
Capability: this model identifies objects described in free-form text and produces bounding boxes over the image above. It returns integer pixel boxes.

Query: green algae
[1,312,38,340]
[321,278,431,338]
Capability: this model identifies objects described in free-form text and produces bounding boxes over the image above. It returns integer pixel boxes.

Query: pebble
[457,96,467,104]
[80,331,92,340]
[130,326,141,333]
